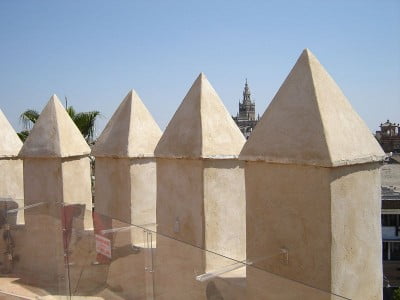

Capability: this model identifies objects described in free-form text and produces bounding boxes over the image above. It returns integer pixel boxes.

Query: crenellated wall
[0,49,385,299]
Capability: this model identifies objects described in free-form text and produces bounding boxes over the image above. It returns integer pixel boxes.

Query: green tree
[18,106,101,144]
[394,288,400,300]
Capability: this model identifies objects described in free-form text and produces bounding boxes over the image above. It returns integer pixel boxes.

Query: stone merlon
[240,49,385,167]
[155,73,245,159]
[19,95,91,158]
[92,90,162,158]
[0,108,22,158]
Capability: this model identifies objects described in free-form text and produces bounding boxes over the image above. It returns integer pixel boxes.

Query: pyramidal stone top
[19,95,91,158]
[92,90,162,158]
[240,49,385,167]
[155,73,245,159]
[0,109,23,158]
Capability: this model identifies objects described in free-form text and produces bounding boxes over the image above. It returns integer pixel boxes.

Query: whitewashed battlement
[0,49,384,299]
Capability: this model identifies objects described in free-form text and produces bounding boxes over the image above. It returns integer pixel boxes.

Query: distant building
[232,80,259,139]
[381,163,400,288]
[382,186,400,260]
[376,120,400,153]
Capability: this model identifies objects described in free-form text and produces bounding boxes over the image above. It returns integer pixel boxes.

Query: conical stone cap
[155,73,245,159]
[19,95,91,158]
[240,49,385,167]
[92,90,162,158]
[0,109,23,158]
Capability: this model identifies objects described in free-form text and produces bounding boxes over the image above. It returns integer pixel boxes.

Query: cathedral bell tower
[238,79,256,121]
[233,79,259,139]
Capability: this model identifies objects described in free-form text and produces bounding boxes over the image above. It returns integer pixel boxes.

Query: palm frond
[19,105,101,144]
[19,109,39,130]
[66,106,76,119]
[73,111,101,143]
[17,130,30,142]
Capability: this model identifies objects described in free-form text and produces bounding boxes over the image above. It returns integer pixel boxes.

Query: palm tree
[65,106,101,144]
[19,106,101,144]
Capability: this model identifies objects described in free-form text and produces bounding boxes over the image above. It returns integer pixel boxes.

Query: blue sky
[0,0,399,136]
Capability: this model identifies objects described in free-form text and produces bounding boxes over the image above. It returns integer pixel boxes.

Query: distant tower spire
[243,79,251,104]
[232,78,258,139]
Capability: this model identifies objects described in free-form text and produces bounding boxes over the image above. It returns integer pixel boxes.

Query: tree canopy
[18,106,101,144]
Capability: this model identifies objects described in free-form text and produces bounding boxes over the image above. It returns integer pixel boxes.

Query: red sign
[95,234,112,259]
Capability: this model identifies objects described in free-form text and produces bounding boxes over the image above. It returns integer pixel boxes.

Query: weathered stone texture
[15,95,92,291]
[241,49,384,299]
[155,73,246,298]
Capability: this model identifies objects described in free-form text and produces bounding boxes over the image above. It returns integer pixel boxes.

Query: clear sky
[0,0,399,136]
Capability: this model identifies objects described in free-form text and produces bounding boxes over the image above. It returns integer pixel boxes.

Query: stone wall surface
[156,158,204,247]
[130,158,157,228]
[0,159,24,224]
[92,90,161,233]
[154,73,246,299]
[91,90,161,295]
[0,108,24,275]
[244,162,332,291]
[95,157,131,222]
[330,164,382,299]
[94,157,157,230]
[13,95,93,293]
[203,159,246,270]
[241,49,385,299]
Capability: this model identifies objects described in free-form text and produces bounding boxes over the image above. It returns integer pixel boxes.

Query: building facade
[232,80,259,139]
[381,163,400,288]
[376,120,400,153]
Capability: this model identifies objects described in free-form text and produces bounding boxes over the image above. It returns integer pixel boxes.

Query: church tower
[238,79,256,120]
[233,79,259,138]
